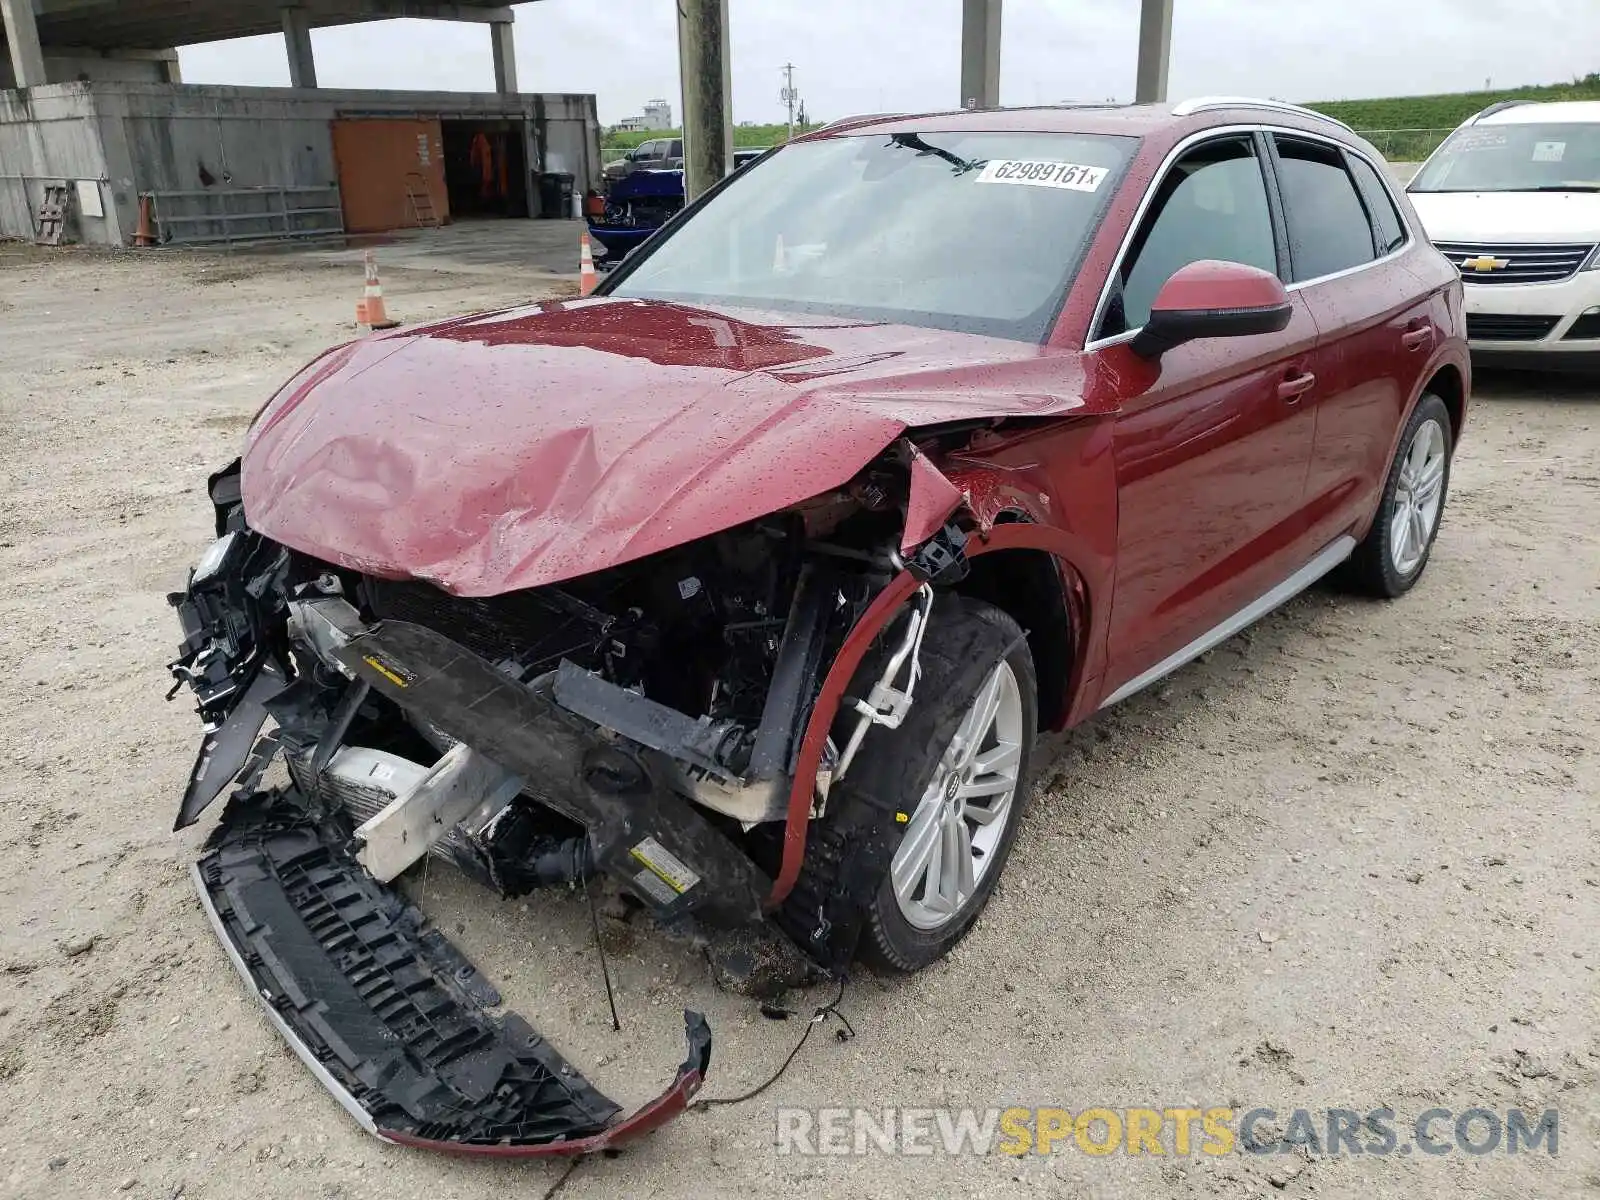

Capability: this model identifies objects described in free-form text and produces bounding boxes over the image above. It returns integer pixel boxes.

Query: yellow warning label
[362,654,412,688]
[628,837,700,895]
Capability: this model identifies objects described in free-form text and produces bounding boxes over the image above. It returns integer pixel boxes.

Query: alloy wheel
[890,660,1025,931]
[1390,417,1447,577]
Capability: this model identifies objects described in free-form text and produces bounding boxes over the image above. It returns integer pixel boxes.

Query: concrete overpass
[3,0,1179,207]
[675,0,1176,200]
[1,0,525,91]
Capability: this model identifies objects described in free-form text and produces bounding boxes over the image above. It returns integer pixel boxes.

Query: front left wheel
[777,597,1037,973]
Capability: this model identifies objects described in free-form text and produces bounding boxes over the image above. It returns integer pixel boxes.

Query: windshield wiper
[887,133,982,176]
[1504,184,1600,193]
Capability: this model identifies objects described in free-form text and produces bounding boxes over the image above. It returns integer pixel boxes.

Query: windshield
[609,131,1137,341]
[1411,121,1600,193]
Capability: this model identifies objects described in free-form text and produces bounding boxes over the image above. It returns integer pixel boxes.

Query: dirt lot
[0,236,1596,1200]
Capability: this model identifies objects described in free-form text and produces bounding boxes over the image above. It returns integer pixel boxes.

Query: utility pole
[677,0,733,202]
[1134,0,1174,104]
[781,63,798,142]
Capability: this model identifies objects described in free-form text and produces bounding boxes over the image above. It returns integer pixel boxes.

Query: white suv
[1408,100,1600,371]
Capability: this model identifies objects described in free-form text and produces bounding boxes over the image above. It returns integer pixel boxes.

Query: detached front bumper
[168,538,748,1156]
[195,792,711,1156]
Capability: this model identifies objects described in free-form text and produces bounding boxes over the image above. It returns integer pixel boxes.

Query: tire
[777,596,1037,974]
[1344,393,1454,598]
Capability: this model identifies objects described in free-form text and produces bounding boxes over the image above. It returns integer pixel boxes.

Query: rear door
[1269,135,1432,550]
[1095,132,1322,703]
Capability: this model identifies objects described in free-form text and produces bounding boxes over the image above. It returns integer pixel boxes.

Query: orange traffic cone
[579,228,598,297]
[133,194,157,248]
[357,250,401,331]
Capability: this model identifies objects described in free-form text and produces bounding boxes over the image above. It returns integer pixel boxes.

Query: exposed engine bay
[168,445,972,1155]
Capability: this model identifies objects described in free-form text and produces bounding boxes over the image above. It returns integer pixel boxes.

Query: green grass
[1307,73,1600,154]
[602,122,814,151]
[604,75,1600,162]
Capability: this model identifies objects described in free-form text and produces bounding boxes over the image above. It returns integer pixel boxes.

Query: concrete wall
[0,85,120,244]
[0,51,176,89]
[0,82,600,245]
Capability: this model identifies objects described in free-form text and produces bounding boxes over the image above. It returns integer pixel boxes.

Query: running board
[193,792,711,1156]
[1099,535,1356,709]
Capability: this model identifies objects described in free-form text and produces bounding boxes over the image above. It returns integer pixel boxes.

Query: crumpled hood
[242,297,1093,595]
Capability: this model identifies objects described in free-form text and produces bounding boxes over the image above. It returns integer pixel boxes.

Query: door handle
[1277,371,1316,402]
[1402,326,1434,351]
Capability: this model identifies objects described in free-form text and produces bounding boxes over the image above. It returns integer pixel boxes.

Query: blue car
[589,149,768,261]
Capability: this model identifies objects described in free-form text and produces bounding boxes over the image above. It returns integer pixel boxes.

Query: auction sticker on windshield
[977,160,1109,192]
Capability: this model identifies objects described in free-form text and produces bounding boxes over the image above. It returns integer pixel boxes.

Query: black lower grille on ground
[196,793,626,1147]
[1466,314,1561,342]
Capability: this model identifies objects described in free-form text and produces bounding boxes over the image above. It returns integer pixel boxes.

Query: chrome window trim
[1083,124,1415,352]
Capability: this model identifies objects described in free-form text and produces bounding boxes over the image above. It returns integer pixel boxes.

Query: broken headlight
[190,531,242,586]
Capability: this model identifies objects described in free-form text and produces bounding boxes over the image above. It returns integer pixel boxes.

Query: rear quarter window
[1348,155,1408,254]
[1273,136,1379,281]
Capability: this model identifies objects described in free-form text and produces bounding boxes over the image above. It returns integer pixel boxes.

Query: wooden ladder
[405,173,440,228]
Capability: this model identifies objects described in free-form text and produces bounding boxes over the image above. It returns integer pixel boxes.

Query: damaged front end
[168,444,966,1154]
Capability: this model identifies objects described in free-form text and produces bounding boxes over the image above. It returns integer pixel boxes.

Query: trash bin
[537,172,576,218]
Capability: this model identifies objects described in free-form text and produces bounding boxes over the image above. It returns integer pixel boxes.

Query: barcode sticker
[976,159,1109,192]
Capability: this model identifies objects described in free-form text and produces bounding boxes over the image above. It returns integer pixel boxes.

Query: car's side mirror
[1130,260,1293,360]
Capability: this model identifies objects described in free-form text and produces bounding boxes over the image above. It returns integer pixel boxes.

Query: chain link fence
[1353,128,1456,163]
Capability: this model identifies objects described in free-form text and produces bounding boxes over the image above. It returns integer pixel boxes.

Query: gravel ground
[0,239,1596,1200]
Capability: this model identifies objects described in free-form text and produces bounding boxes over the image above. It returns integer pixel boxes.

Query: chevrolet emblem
[1460,255,1510,272]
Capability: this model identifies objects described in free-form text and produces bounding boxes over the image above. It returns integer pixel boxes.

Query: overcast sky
[178,0,1600,127]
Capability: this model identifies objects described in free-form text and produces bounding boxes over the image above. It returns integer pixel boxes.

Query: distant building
[613,100,672,135]
[642,99,673,130]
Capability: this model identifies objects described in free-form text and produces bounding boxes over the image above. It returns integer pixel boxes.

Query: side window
[1101,136,1278,337]
[1273,136,1379,280]
[1347,154,1408,254]
[638,141,658,160]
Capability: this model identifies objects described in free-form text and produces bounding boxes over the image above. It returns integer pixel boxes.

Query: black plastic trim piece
[196,794,625,1148]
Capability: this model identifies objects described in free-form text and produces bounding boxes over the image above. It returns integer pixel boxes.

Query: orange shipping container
[332,118,449,234]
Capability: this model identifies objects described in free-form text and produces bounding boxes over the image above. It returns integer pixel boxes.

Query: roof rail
[1170,96,1354,131]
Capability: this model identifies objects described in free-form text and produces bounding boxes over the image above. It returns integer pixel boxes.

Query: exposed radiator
[285,744,469,860]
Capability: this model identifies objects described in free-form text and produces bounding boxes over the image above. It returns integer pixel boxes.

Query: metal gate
[147,185,345,246]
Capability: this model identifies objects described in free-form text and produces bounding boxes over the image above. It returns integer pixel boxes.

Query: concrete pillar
[490,20,517,94]
[282,7,318,89]
[1,0,48,89]
[1135,0,1174,104]
[676,0,732,204]
[959,0,1001,110]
